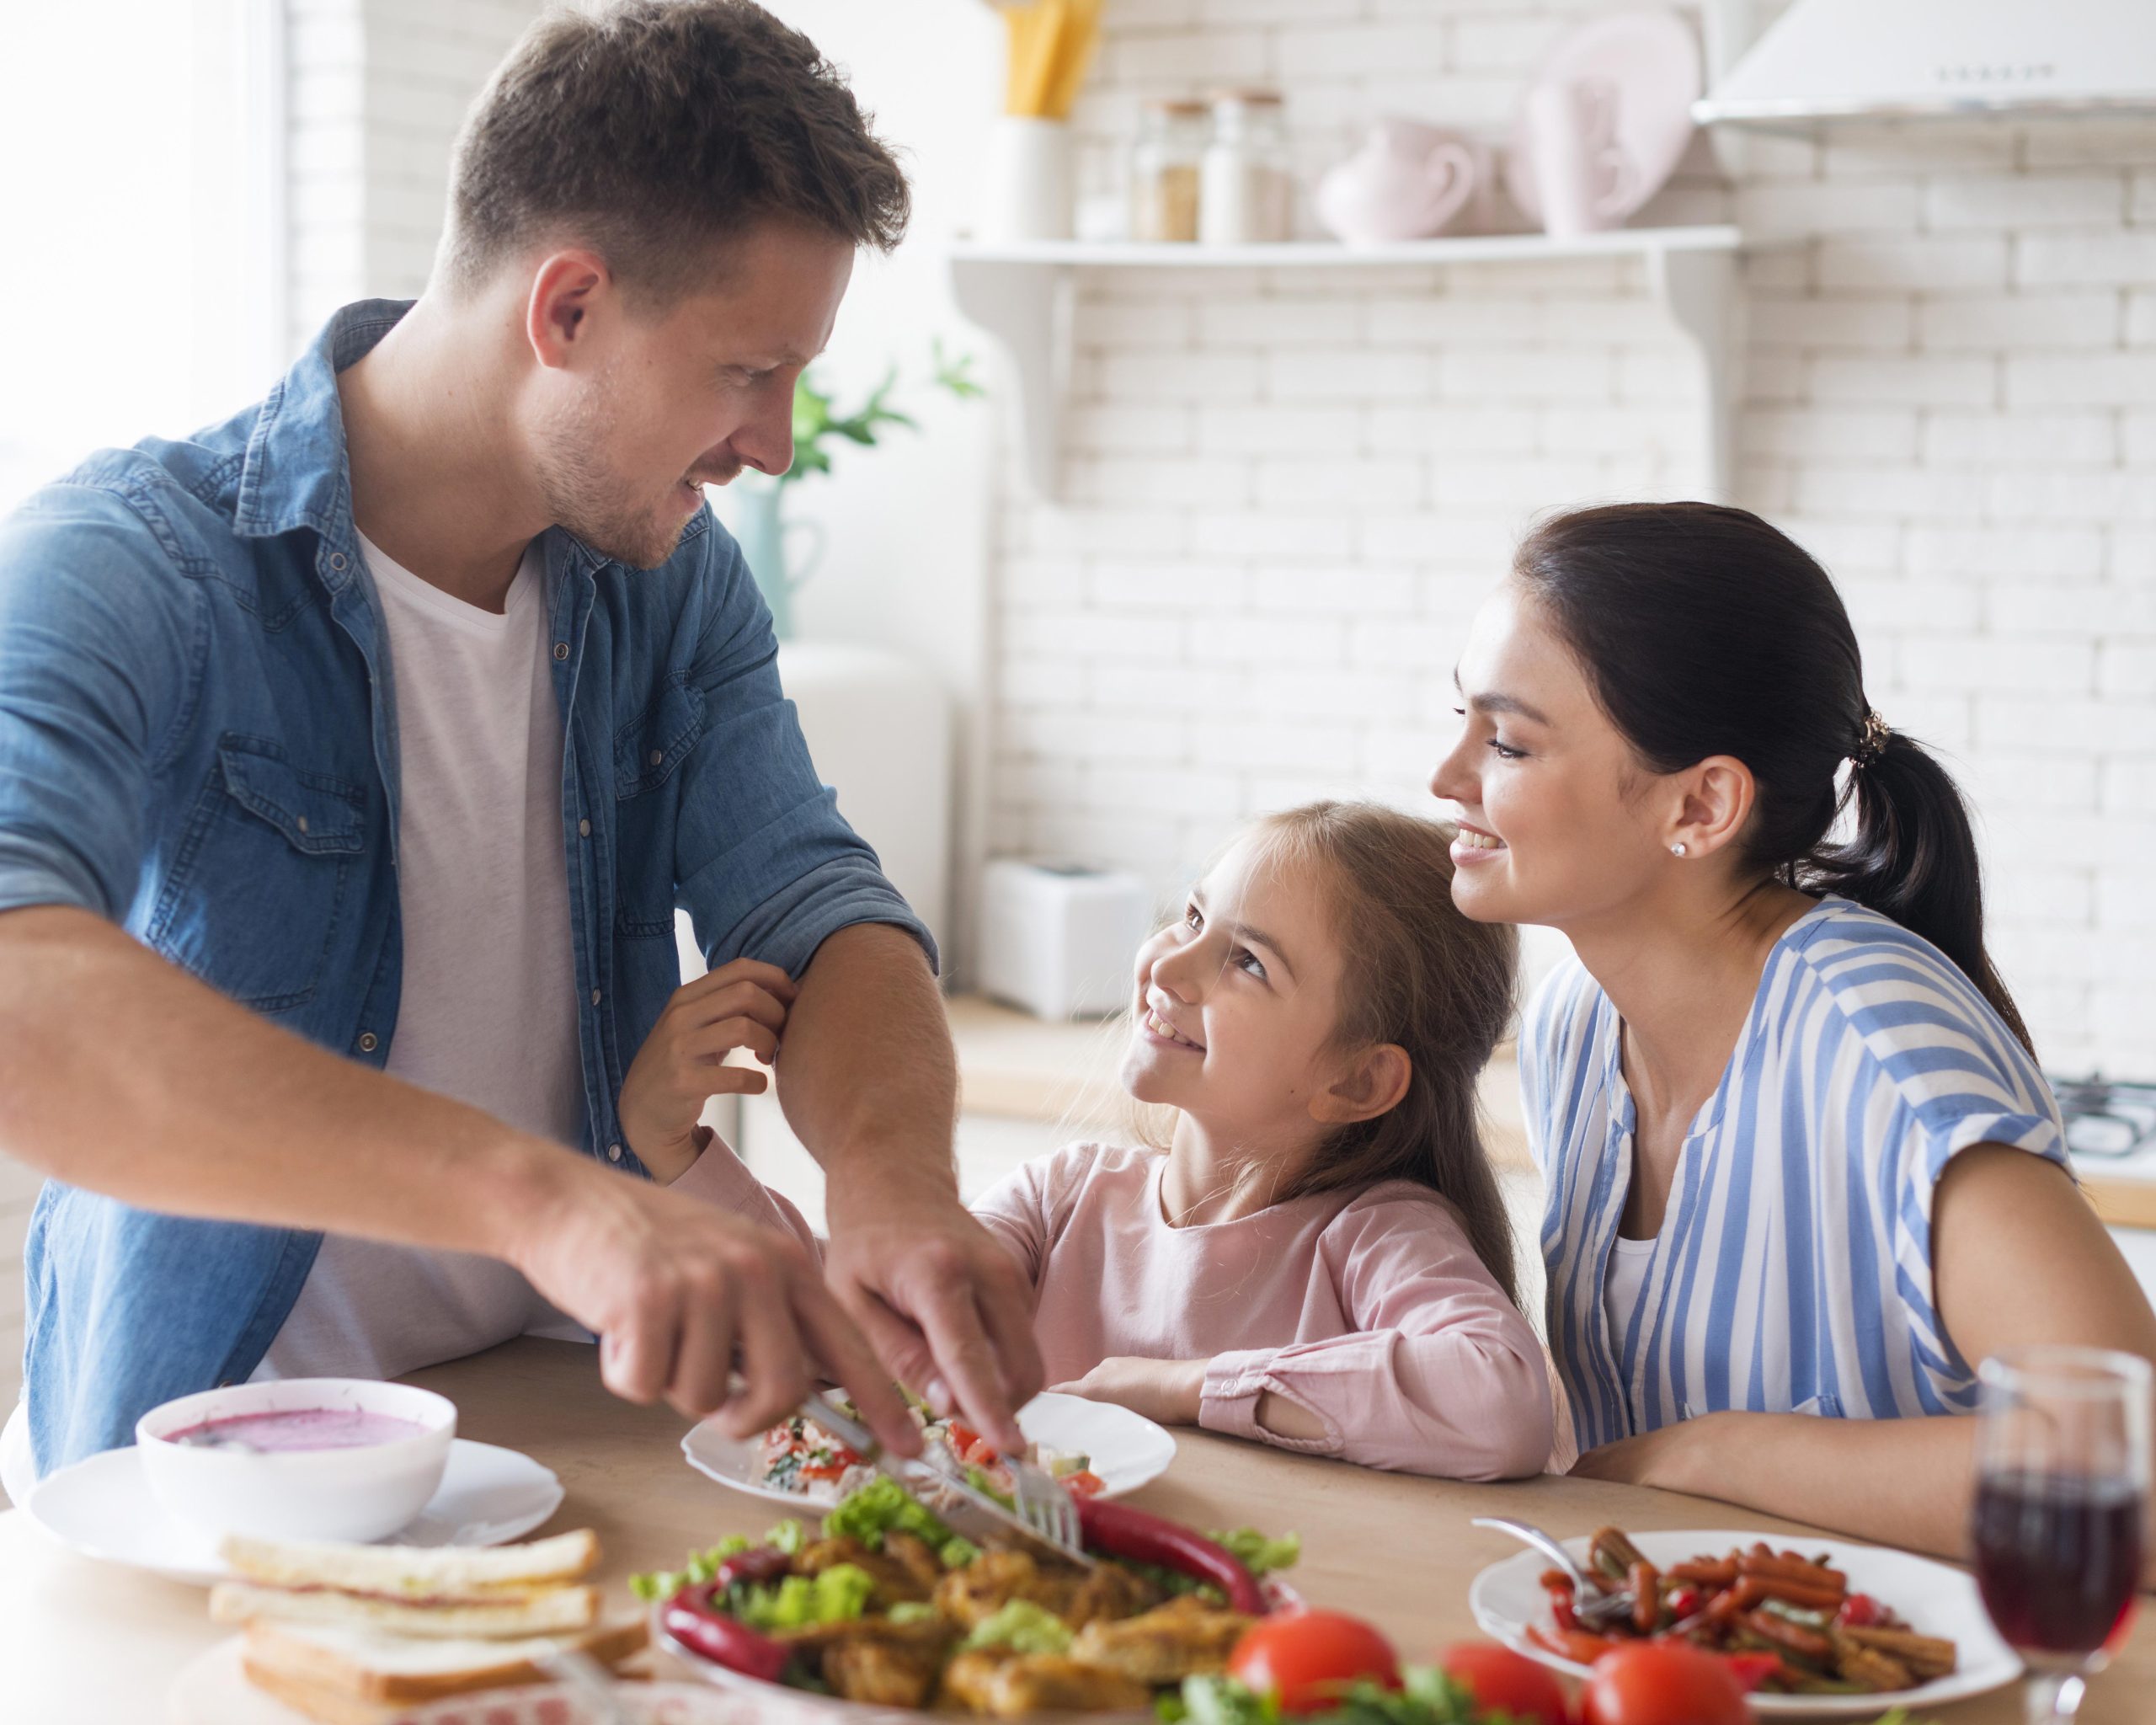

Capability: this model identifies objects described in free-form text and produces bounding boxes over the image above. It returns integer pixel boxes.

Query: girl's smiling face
[1121,833,1358,1143]
[1429,579,1678,931]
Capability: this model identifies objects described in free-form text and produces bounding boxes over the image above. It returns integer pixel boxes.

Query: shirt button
[648,749,664,767]
[357,1031,379,1053]
[590,988,602,1006]
[328,552,347,572]
[607,1143,622,1163]
[577,819,591,837]
[552,642,569,661]
[296,815,309,835]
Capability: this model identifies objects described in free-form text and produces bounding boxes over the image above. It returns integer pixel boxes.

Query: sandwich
[207,1527,647,1723]
[211,1528,601,1636]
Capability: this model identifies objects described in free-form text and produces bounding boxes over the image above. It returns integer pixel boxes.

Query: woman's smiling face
[1429,579,1674,931]
[1120,832,1348,1138]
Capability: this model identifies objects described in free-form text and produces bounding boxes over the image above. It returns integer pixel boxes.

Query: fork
[540,1647,638,1725]
[1470,1515,1636,1630]
[1006,1452,1085,1556]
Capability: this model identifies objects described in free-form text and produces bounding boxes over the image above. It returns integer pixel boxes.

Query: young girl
[970,800,1552,1480]
[618,802,1550,1480]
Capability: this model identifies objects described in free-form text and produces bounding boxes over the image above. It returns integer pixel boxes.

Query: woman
[1431,500,2156,1561]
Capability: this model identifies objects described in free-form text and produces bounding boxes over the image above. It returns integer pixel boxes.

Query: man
[0,0,1039,1492]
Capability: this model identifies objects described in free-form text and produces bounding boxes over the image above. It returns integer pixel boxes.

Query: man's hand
[822,1178,1044,1454]
[1050,1357,1206,1427]
[504,1151,921,1455]
[617,959,795,1183]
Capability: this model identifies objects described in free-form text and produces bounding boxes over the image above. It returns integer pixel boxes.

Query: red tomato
[1228,1611,1402,1714]
[1835,1593,1884,1629]
[1582,1643,1748,1725]
[1434,1642,1572,1725]
[1719,1651,1790,1693]
[1061,1469,1107,1498]
[947,1423,982,1455]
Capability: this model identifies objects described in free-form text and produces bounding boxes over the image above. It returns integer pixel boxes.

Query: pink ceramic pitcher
[1315,119,1483,246]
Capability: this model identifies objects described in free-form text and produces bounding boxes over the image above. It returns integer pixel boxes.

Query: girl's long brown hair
[1249,801,1522,1306]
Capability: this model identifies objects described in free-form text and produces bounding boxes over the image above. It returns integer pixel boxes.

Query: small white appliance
[978,858,1153,1021]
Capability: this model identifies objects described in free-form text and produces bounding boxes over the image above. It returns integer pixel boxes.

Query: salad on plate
[759,1402,1107,1502]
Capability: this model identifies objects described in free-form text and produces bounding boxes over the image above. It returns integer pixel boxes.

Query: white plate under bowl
[27,1438,562,1587]
[1469,1527,2021,1717]
[681,1391,1177,1510]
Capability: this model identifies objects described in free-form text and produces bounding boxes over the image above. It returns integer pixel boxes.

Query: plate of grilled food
[1469,1525,2020,1717]
[638,1477,1303,1722]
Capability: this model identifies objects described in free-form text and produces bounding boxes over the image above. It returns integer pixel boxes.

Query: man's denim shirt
[0,302,934,1477]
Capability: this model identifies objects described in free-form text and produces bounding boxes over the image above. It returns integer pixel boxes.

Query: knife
[798,1391,1097,1572]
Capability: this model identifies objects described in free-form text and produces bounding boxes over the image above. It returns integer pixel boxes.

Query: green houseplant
[732,343,982,638]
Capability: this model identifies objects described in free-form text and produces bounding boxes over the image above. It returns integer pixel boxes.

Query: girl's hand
[1050,1356,1207,1426]
[619,959,796,1183]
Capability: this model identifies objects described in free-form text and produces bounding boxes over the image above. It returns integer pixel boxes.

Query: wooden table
[3,1338,2148,1722]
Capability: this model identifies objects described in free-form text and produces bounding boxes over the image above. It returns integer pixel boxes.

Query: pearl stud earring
[1672,843,1687,856]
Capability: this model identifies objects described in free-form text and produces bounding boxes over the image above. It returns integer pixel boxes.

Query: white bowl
[136,1378,456,1543]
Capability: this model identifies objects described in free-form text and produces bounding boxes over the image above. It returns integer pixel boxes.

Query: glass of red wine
[1972,1346,2150,1723]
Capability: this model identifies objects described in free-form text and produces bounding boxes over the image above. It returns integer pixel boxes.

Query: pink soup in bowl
[136,1378,456,1542]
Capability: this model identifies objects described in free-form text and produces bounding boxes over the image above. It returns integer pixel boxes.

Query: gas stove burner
[2049,1076,2156,1161]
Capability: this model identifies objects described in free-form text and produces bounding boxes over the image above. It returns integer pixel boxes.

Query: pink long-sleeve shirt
[969,1142,1555,1481]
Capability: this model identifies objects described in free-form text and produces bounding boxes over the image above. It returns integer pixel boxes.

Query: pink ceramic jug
[1315,119,1482,246]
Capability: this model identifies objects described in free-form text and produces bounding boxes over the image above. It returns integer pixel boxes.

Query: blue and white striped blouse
[1524,896,2067,1456]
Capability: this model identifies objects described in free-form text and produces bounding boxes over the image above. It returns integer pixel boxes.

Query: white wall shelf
[947,225,1745,503]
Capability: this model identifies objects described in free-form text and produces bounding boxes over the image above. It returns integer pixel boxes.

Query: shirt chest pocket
[147,736,368,1013]
[611,677,706,938]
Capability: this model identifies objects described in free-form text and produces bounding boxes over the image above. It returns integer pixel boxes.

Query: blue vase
[729,481,825,641]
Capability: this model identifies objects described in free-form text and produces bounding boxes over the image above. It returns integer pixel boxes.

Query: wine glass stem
[2026,1672,2089,1725]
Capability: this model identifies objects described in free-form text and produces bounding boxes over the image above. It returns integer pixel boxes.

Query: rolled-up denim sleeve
[0,481,200,921]
[671,523,936,980]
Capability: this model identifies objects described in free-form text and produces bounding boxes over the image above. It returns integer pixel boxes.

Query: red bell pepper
[1073,1494,1267,1614]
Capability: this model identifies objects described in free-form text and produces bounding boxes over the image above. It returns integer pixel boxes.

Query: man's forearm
[0,905,575,1257]
[773,921,958,1220]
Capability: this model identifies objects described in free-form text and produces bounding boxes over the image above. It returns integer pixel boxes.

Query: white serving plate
[26,1438,562,1587]
[1470,1527,2021,1717]
[659,1575,1304,1725]
[169,1635,811,1725]
[681,1391,1176,1509]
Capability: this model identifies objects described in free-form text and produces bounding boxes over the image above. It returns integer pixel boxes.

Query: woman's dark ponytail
[1515,502,2032,1055]
[1810,732,2031,1051]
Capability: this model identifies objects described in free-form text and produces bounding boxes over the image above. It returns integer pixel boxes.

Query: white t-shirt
[1603,1233,1657,1354]
[255,532,589,1381]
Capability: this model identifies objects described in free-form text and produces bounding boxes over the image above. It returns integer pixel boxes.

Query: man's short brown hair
[444,0,909,298]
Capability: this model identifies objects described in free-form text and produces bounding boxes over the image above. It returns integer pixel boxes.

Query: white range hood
[1695,0,2156,125]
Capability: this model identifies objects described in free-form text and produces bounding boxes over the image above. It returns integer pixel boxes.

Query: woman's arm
[1575,1146,2156,1577]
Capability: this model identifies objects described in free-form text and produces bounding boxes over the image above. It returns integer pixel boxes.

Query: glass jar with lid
[1130,98,1208,243]
[1199,88,1293,245]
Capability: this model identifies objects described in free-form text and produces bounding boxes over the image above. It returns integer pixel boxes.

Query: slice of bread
[211,1580,598,1637]
[220,1529,600,1596]
[237,1661,402,1725]
[241,1614,649,1705]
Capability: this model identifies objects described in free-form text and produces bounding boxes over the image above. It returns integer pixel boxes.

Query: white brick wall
[286,0,542,344]
[989,2,2156,1080]
[279,0,2156,1075]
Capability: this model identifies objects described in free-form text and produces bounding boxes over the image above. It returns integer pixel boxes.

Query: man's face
[526,221,853,569]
